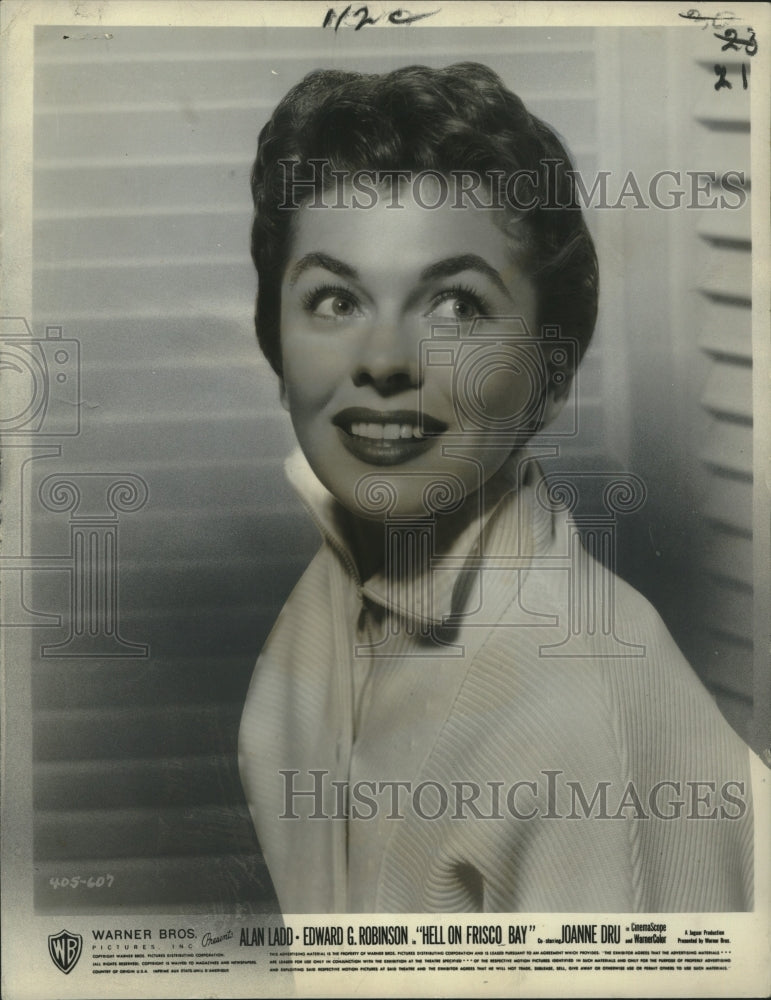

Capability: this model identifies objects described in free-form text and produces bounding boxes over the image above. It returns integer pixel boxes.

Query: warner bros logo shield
[48,929,83,974]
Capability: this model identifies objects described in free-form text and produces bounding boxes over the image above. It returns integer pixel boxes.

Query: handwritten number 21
[714,63,750,90]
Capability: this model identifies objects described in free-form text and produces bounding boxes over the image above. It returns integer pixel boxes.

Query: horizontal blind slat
[36,804,257,860]
[701,360,754,420]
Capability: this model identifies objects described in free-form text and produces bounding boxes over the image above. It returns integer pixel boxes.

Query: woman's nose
[352,319,421,395]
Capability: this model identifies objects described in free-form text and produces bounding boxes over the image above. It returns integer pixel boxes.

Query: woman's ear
[539,376,572,430]
[279,378,290,412]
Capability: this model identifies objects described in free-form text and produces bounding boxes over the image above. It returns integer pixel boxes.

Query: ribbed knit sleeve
[602,582,753,911]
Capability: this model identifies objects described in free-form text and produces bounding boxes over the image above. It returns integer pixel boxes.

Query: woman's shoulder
[470,512,750,771]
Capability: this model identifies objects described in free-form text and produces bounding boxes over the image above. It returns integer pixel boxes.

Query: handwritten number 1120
[322,6,440,30]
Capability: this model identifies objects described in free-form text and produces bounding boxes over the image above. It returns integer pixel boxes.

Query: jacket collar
[285,448,549,627]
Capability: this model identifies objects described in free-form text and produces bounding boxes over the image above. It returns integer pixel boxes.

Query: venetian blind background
[29,25,758,914]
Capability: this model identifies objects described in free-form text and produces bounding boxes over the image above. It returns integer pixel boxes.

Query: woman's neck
[346,488,494,585]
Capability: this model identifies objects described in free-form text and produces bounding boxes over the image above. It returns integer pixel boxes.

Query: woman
[238,63,753,913]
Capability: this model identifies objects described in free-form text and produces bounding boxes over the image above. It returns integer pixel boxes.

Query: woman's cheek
[282,342,339,411]
[450,364,541,432]
[485,368,541,424]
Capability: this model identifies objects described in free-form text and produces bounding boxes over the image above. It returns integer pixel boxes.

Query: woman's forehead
[286,186,520,280]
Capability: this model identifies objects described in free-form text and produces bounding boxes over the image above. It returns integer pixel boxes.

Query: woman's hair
[250,62,598,385]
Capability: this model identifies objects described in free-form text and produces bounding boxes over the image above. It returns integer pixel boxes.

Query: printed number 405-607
[49,875,115,889]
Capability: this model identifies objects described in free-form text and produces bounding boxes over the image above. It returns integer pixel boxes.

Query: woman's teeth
[350,422,425,440]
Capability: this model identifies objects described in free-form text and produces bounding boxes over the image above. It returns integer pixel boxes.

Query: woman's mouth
[350,421,426,440]
[332,408,447,465]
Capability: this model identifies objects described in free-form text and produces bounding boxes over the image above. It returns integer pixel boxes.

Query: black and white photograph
[1,1,769,997]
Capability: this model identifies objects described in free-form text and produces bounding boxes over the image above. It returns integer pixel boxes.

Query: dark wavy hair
[250,62,598,386]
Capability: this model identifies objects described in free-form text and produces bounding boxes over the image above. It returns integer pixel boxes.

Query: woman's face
[279,182,546,521]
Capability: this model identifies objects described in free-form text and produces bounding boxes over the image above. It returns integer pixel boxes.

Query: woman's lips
[332,408,447,466]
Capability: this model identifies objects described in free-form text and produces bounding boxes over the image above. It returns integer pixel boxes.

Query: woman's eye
[309,292,359,319]
[429,293,484,322]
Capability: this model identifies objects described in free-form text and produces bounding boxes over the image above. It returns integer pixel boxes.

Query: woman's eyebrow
[287,251,512,297]
[419,254,511,298]
[288,252,357,287]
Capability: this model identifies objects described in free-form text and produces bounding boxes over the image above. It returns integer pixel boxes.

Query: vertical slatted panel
[689,46,753,738]
[578,28,758,749]
[31,26,604,912]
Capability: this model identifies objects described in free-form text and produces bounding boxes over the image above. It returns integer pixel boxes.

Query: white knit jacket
[239,450,754,913]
